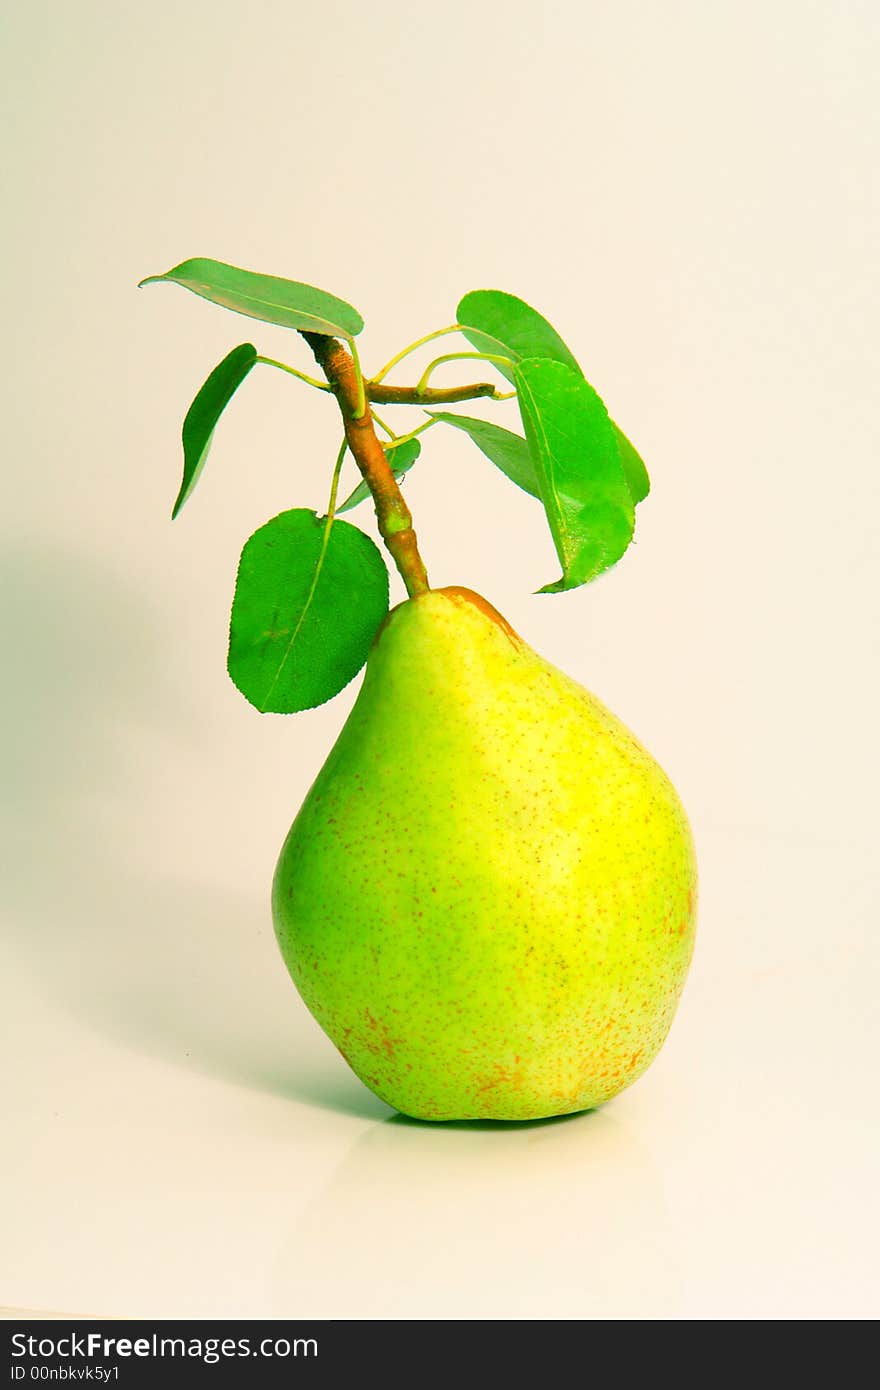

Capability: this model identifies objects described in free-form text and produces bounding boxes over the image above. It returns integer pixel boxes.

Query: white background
[2,1,878,1318]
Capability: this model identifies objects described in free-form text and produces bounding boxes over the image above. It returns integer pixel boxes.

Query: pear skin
[272,587,697,1121]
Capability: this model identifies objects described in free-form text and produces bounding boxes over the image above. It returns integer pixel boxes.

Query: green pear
[272,587,696,1121]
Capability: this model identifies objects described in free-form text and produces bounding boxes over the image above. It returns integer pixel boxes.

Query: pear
[272,587,696,1121]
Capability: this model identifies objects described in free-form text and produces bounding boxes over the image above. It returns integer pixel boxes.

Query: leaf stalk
[302,333,430,599]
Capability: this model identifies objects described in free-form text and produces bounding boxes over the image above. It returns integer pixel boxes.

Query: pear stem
[302,332,430,598]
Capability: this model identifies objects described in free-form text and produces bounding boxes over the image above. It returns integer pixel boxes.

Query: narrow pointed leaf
[427,412,538,497]
[140,257,363,337]
[228,509,388,713]
[514,359,634,592]
[456,289,580,384]
[613,423,651,504]
[173,343,257,518]
[337,438,422,514]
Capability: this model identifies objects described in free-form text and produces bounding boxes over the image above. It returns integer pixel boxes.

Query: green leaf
[613,423,651,504]
[228,509,388,713]
[456,290,650,506]
[514,359,635,592]
[427,412,538,497]
[173,343,257,519]
[429,411,651,512]
[337,438,422,514]
[456,290,581,384]
[140,257,364,337]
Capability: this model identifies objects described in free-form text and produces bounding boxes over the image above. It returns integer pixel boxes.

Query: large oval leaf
[140,258,364,337]
[337,437,421,514]
[173,343,256,518]
[456,289,581,384]
[514,359,634,592]
[228,509,388,713]
[427,412,538,497]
